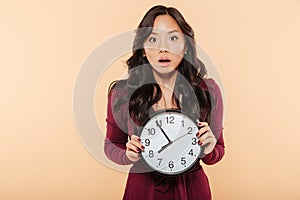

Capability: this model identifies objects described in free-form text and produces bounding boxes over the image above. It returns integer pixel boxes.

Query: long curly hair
[109,5,212,126]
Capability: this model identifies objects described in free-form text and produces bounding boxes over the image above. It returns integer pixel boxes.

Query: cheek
[144,48,157,61]
[169,43,185,57]
[171,43,185,60]
[172,55,184,67]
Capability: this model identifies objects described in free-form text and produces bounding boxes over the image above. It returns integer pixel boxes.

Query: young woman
[104,5,225,200]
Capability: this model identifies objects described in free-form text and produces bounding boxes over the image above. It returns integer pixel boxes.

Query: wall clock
[139,109,201,175]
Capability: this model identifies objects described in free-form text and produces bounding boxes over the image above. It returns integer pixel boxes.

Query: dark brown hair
[110,5,212,126]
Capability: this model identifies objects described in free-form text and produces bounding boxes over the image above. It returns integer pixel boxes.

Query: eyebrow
[151,30,179,35]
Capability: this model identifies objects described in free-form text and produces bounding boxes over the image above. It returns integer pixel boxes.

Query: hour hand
[158,143,172,153]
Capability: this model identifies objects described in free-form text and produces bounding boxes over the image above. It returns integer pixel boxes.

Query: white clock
[139,109,201,175]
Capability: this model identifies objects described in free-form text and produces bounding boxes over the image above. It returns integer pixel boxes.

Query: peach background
[1,0,300,199]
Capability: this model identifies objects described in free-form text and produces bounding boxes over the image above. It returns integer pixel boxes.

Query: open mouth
[158,59,171,67]
[159,59,171,63]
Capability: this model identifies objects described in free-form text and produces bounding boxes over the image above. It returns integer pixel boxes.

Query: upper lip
[158,56,171,62]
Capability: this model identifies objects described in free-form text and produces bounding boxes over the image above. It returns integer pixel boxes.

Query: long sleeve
[104,88,134,165]
[201,78,225,165]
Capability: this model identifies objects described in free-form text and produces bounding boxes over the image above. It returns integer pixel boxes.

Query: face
[143,15,186,78]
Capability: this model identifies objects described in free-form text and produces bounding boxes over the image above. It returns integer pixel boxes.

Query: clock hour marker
[166,115,175,124]
[147,128,155,135]
[145,139,150,146]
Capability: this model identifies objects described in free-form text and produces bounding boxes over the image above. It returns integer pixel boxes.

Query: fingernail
[137,138,141,142]
[196,133,200,137]
[141,146,145,149]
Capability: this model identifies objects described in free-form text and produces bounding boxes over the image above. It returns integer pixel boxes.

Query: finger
[129,138,145,151]
[126,141,142,153]
[196,126,210,138]
[199,136,216,146]
[197,122,210,133]
[197,121,208,128]
[130,135,145,150]
[198,132,210,145]
[199,134,216,146]
[198,131,214,144]
[131,134,141,142]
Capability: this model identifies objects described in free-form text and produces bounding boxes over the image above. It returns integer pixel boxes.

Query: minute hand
[155,120,172,144]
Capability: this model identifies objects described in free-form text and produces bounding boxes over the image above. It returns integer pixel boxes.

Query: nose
[159,49,168,53]
[158,39,168,53]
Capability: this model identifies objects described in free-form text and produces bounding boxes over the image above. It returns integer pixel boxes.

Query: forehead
[152,14,183,34]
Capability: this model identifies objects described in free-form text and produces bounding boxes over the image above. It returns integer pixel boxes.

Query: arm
[201,130,225,165]
[200,79,225,165]
[104,88,134,165]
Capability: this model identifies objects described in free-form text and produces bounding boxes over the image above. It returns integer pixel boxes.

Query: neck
[152,70,178,92]
[152,70,179,111]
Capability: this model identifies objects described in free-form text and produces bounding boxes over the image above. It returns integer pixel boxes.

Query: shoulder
[107,79,131,132]
[108,79,129,101]
[200,78,221,95]
[199,78,223,106]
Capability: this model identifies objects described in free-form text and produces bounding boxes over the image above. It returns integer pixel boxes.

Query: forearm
[104,137,134,165]
[201,130,225,165]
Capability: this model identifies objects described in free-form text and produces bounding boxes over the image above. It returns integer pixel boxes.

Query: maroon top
[104,78,225,200]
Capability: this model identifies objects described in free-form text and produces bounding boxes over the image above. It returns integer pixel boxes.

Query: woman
[104,5,225,200]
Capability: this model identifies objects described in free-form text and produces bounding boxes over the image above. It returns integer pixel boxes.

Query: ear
[184,48,188,55]
[184,45,188,55]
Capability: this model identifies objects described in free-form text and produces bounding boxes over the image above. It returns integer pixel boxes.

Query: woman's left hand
[196,122,217,155]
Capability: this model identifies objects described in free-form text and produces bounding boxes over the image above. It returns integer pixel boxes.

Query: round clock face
[139,110,201,175]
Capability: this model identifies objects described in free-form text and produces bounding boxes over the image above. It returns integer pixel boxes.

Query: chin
[152,67,178,77]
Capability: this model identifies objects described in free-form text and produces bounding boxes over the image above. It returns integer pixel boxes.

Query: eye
[170,35,179,41]
[149,37,157,43]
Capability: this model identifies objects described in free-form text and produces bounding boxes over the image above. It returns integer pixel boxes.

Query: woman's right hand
[126,135,144,162]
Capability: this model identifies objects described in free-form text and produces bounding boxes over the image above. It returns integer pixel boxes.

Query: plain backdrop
[1,0,300,199]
